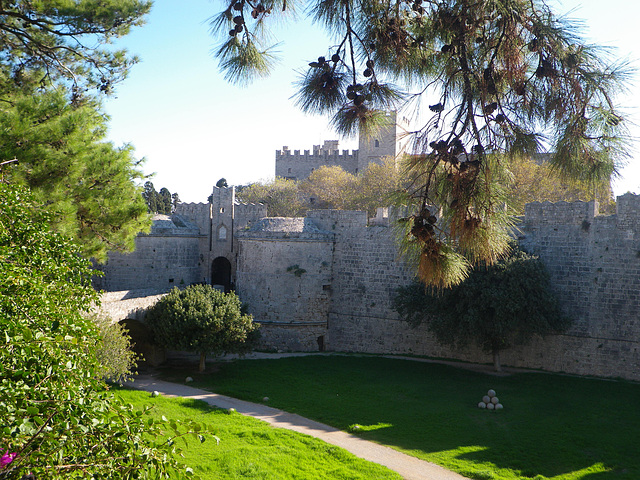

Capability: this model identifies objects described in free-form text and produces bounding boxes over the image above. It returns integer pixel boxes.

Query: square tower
[357,111,410,173]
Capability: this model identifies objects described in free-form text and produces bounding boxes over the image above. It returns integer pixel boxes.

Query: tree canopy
[142,181,180,215]
[146,285,260,372]
[394,246,571,371]
[0,183,206,478]
[0,0,151,98]
[236,177,307,217]
[0,1,153,261]
[210,0,631,287]
[0,85,150,261]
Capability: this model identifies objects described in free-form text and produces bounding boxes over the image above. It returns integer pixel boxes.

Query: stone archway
[211,256,232,292]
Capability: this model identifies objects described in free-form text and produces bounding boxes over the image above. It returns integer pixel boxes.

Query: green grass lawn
[156,355,640,480]
[114,388,402,480]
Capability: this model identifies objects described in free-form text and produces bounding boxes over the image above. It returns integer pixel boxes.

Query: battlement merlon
[616,193,640,231]
[523,194,640,232]
[275,148,358,157]
[524,200,598,227]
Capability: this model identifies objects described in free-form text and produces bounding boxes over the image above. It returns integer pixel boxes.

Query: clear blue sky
[104,0,639,203]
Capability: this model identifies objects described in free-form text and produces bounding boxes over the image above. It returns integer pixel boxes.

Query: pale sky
[104,0,639,203]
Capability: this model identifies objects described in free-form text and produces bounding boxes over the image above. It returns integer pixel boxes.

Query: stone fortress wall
[233,194,640,381]
[97,188,640,381]
[95,108,640,381]
[275,111,410,181]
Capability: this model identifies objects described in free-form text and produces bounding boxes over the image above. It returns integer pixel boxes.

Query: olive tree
[394,246,571,371]
[146,285,260,372]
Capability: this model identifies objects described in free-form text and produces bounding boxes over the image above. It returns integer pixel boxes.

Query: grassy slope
[114,388,402,480]
[158,355,640,480]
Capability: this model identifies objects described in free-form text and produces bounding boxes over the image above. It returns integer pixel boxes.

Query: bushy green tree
[301,165,359,210]
[0,183,208,479]
[91,313,140,384]
[394,246,571,371]
[211,0,630,287]
[0,85,150,261]
[146,285,260,372]
[236,177,306,217]
[508,155,615,215]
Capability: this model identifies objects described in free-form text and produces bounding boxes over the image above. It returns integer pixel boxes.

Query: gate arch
[211,256,232,292]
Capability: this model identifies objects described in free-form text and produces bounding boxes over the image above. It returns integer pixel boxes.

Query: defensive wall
[93,214,204,292]
[97,192,640,382]
[232,196,640,381]
[275,141,359,180]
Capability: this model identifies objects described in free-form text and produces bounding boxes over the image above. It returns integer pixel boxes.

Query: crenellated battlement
[523,194,640,233]
[275,140,359,180]
[524,200,598,227]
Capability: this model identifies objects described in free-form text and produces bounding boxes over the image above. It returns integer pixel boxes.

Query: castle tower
[356,111,410,172]
[207,186,236,291]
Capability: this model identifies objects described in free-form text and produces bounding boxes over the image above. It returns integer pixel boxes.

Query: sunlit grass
[114,388,402,480]
[158,355,640,480]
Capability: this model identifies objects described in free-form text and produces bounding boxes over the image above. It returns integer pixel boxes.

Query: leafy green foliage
[301,165,359,210]
[0,85,150,261]
[236,177,306,217]
[91,312,140,384]
[210,0,631,286]
[146,285,260,372]
[303,158,402,215]
[238,159,402,217]
[0,183,208,479]
[507,155,615,214]
[394,246,571,370]
[0,0,151,96]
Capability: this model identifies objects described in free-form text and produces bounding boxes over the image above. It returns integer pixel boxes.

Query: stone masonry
[95,110,640,381]
[98,189,640,381]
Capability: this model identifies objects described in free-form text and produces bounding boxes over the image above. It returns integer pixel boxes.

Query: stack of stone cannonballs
[478,389,503,410]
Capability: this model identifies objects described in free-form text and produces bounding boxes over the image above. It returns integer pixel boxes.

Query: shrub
[146,285,260,372]
[91,312,140,384]
[0,183,207,479]
[395,245,571,371]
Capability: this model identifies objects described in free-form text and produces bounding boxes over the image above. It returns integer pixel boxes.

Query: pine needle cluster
[212,0,631,286]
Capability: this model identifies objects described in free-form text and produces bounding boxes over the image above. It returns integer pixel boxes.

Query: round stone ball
[151,390,160,397]
[185,377,193,383]
[487,389,496,397]
[263,396,269,402]
[487,402,495,410]
[228,408,236,413]
[483,395,491,404]
[495,403,504,410]
[478,401,487,409]
[491,396,500,405]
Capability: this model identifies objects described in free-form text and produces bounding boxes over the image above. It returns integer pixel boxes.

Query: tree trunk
[199,353,206,373]
[492,350,502,372]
